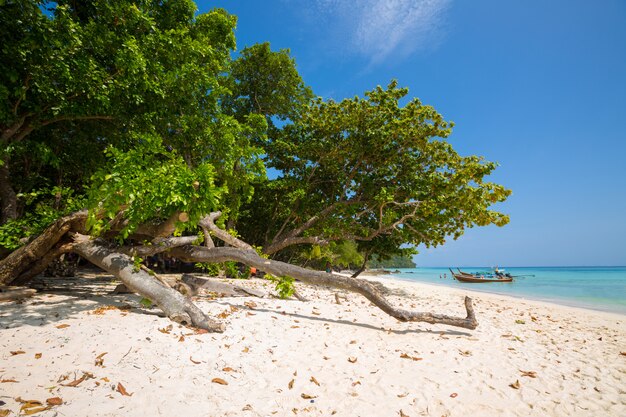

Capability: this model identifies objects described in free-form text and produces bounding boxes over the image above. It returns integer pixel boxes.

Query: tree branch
[199,212,254,251]
[171,245,478,330]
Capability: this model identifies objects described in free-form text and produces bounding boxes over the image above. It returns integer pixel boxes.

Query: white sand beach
[1,272,625,416]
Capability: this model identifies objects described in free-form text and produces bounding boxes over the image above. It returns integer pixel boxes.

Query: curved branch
[171,245,478,330]
[120,236,200,257]
[264,236,329,255]
[199,212,254,250]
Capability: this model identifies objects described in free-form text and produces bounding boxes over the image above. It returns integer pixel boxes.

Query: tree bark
[0,163,17,224]
[72,235,224,332]
[0,211,87,285]
[351,250,372,278]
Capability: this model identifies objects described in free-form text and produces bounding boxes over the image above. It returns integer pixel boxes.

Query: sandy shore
[1,272,625,416]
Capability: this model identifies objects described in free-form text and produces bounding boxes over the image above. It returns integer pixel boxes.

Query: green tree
[0,1,494,332]
[238,81,510,261]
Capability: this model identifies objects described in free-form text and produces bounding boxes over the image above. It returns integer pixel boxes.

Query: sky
[198,0,626,267]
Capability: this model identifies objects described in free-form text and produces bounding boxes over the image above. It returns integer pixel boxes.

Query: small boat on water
[449,268,513,283]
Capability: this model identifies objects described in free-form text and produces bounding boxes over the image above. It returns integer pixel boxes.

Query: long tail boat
[449,268,513,283]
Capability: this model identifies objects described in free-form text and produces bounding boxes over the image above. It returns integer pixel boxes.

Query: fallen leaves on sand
[116,382,133,396]
[218,306,239,319]
[189,356,201,365]
[509,380,521,389]
[223,367,235,373]
[15,398,53,415]
[310,376,320,386]
[34,353,42,359]
[242,347,249,353]
[348,357,357,363]
[158,324,173,334]
[288,379,295,389]
[194,328,209,335]
[10,350,25,356]
[351,381,361,387]
[178,335,185,342]
[0,410,9,417]
[515,320,525,325]
[90,305,132,315]
[46,397,63,406]
[450,392,458,398]
[1,379,17,383]
[212,378,228,385]
[244,301,257,309]
[300,393,317,399]
[520,370,537,378]
[55,324,70,329]
[620,352,626,356]
[399,410,410,417]
[397,392,408,398]
[62,372,93,387]
[400,353,423,361]
[95,352,107,367]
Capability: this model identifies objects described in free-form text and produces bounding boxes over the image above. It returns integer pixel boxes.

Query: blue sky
[200,0,626,267]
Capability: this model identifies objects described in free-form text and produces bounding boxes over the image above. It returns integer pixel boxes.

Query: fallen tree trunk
[180,274,267,298]
[72,235,224,332]
[171,245,477,329]
[0,211,87,285]
[0,209,479,332]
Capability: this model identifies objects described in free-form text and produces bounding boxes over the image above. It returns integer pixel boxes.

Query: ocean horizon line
[407,265,626,269]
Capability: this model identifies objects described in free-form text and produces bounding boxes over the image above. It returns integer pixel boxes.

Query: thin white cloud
[300,0,451,65]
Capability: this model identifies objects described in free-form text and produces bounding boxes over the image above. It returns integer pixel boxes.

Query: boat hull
[449,268,513,283]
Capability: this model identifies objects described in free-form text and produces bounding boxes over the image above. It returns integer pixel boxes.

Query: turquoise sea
[385,267,626,315]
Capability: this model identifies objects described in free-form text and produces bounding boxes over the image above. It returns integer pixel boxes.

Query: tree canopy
[0,0,510,331]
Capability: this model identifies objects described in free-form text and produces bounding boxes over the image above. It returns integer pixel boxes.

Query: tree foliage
[1,0,510,273]
[237,81,510,261]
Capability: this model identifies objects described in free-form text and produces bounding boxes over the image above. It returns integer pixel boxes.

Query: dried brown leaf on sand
[178,335,185,342]
[189,356,201,365]
[158,324,173,334]
[17,399,48,416]
[212,378,228,385]
[46,397,63,406]
[400,353,423,361]
[519,370,537,378]
[300,393,317,399]
[34,353,42,359]
[288,379,295,389]
[509,380,521,389]
[620,351,626,356]
[348,357,357,363]
[399,410,410,417]
[55,324,70,329]
[0,410,10,417]
[1,379,18,383]
[244,301,257,309]
[450,392,458,398]
[310,376,320,386]
[223,367,235,372]
[116,382,133,396]
[10,350,25,356]
[62,372,93,387]
[95,352,107,367]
